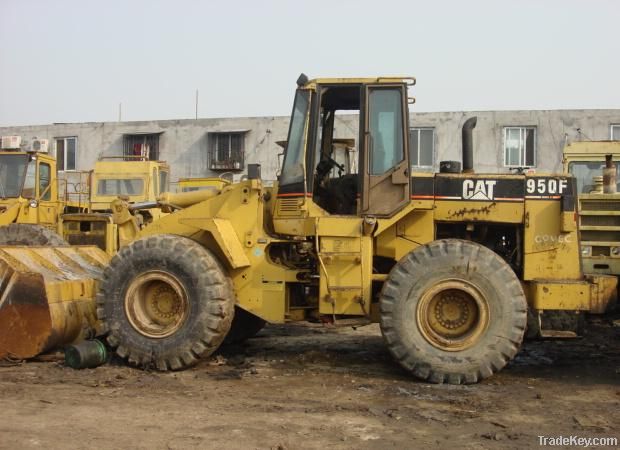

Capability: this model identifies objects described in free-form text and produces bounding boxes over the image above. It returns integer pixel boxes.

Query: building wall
[1,109,618,186]
[411,110,619,174]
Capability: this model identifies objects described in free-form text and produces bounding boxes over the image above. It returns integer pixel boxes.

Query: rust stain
[0,304,52,359]
[447,202,497,219]
[585,274,618,314]
[0,247,108,360]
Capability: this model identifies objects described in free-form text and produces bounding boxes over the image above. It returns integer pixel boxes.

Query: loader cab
[0,151,59,226]
[275,76,412,234]
[0,151,56,201]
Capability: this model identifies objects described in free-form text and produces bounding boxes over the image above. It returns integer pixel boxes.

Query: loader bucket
[0,246,110,360]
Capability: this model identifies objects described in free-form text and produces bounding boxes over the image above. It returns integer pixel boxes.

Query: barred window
[123,133,161,161]
[208,132,245,171]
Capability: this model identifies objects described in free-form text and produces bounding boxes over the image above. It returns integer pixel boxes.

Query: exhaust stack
[462,117,477,174]
[603,154,617,194]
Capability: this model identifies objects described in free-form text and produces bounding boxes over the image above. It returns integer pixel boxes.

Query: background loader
[563,141,620,279]
[0,144,168,360]
[0,138,170,255]
[60,157,170,255]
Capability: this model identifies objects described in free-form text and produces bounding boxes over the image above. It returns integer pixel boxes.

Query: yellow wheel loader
[0,149,168,360]
[93,75,615,383]
[0,145,170,248]
[0,148,110,361]
[563,141,620,277]
[1,76,616,379]
[61,157,170,254]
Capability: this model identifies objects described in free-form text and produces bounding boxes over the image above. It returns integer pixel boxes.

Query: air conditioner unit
[1,135,22,149]
[32,139,49,153]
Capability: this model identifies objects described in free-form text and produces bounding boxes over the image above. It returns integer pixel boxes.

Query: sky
[0,0,618,126]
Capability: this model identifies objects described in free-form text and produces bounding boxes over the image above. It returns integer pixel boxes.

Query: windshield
[0,154,31,198]
[97,178,145,196]
[568,161,620,193]
[159,171,169,194]
[181,185,218,193]
[280,89,310,186]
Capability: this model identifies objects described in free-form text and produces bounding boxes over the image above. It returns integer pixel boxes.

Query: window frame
[96,177,146,196]
[38,162,52,201]
[159,170,169,194]
[409,127,435,169]
[55,136,78,171]
[503,126,536,168]
[208,131,246,171]
[367,87,405,176]
[611,124,620,140]
[122,133,161,161]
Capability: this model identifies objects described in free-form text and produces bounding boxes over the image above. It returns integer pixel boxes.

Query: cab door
[361,85,410,217]
[36,159,59,227]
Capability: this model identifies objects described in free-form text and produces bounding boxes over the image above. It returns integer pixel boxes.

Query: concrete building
[1,109,619,188]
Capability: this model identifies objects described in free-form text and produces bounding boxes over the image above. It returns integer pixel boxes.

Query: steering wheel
[316,156,345,179]
[328,156,345,173]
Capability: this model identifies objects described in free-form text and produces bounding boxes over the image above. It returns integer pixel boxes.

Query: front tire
[97,234,235,370]
[380,239,527,384]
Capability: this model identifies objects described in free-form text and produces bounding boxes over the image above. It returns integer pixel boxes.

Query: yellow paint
[177,177,231,192]
[523,198,582,280]
[179,217,251,268]
[88,159,170,219]
[525,275,617,313]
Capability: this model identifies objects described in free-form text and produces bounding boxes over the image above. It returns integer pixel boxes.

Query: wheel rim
[124,271,189,338]
[416,279,490,351]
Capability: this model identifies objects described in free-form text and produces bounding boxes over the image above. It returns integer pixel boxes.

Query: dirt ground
[1,317,619,450]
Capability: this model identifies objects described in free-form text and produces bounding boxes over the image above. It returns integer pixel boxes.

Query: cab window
[368,88,404,175]
[39,163,52,201]
[569,161,620,193]
[159,170,169,194]
[280,90,310,186]
[311,85,361,215]
[97,179,144,195]
[22,160,36,198]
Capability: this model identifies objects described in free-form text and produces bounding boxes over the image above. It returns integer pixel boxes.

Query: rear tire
[0,223,67,246]
[380,239,527,384]
[97,234,235,370]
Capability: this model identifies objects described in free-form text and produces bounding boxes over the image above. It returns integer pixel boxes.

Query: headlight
[581,245,592,257]
[611,246,620,257]
[28,199,38,208]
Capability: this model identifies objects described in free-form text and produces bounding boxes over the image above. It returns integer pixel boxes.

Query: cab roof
[93,159,169,174]
[564,141,620,155]
[303,76,416,88]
